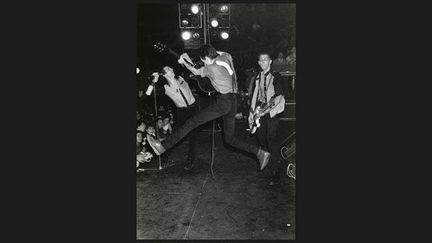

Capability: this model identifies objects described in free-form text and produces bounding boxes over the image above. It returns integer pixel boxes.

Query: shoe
[256,149,271,171]
[146,134,166,156]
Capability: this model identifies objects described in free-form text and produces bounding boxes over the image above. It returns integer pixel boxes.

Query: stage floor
[136,119,296,240]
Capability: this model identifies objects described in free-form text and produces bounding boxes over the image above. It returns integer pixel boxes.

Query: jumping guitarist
[248,51,286,185]
[146,44,272,172]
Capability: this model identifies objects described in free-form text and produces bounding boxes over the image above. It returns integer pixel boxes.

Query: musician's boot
[256,149,271,171]
[146,134,166,156]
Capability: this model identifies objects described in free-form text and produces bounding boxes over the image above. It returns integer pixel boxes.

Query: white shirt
[164,77,196,108]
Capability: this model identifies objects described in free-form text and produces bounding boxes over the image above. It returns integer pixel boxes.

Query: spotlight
[210,18,219,27]
[178,4,202,28]
[181,31,192,40]
[220,31,229,39]
[220,5,229,13]
[181,19,189,27]
[192,32,200,40]
[136,67,140,74]
[191,4,200,14]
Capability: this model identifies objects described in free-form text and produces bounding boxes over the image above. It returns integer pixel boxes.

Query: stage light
[220,31,229,39]
[191,4,200,14]
[181,31,192,40]
[181,19,189,27]
[136,67,140,74]
[220,5,229,13]
[178,4,202,28]
[209,4,230,28]
[192,32,200,40]
[210,18,219,27]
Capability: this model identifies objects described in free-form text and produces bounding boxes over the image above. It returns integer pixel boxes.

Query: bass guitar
[153,41,216,96]
[249,95,283,134]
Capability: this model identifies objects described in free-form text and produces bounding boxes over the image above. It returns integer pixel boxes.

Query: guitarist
[146,44,271,171]
[248,52,286,185]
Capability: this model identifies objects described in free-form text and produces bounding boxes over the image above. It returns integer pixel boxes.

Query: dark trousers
[162,93,259,156]
[175,103,200,161]
[255,113,281,173]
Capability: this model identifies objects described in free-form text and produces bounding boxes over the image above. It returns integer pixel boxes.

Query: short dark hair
[198,44,219,60]
[257,51,272,60]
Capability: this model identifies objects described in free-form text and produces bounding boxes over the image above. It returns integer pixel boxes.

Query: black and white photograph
[5,1,428,241]
[136,2,296,240]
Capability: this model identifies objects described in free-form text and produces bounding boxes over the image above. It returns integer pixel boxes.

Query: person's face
[136,132,143,143]
[163,66,175,79]
[157,120,163,127]
[163,118,170,124]
[258,54,272,71]
[136,111,141,120]
[278,52,284,59]
[147,126,155,134]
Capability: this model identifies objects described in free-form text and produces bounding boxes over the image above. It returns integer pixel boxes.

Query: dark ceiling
[137,3,295,71]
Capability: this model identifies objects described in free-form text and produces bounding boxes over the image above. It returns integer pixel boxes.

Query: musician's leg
[186,105,200,161]
[255,115,269,150]
[266,115,282,184]
[222,94,259,155]
[162,101,222,151]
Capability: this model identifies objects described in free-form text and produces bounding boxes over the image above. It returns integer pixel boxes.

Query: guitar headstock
[153,41,167,53]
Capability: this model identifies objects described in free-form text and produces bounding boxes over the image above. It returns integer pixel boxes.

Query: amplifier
[280,102,296,121]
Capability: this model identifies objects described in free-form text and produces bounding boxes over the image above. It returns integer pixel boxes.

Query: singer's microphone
[145,84,154,96]
[148,72,164,79]
[146,72,166,95]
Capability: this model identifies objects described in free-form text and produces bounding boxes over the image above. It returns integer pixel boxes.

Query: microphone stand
[139,81,163,172]
[153,83,163,171]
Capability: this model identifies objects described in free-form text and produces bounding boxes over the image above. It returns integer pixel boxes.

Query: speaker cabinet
[280,102,296,121]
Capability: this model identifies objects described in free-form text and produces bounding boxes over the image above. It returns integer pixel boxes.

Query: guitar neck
[167,49,180,59]
[155,42,201,70]
[167,48,198,68]
[258,98,277,116]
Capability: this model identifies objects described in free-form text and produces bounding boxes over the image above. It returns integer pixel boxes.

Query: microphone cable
[210,119,215,179]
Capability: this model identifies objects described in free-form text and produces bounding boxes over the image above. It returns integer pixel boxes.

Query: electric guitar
[249,95,283,134]
[153,41,216,95]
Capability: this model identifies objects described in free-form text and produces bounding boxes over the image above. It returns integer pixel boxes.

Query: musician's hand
[248,112,254,125]
[136,154,145,163]
[151,72,159,83]
[180,53,193,64]
[178,57,186,65]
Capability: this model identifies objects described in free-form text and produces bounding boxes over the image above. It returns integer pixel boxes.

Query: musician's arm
[178,54,201,76]
[182,61,202,76]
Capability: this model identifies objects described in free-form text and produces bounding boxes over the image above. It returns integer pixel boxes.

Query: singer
[146,44,271,171]
[150,66,200,170]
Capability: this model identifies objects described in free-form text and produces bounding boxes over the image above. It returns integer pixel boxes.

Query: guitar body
[154,41,216,96]
[249,95,282,134]
[249,106,262,134]
[188,74,216,96]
